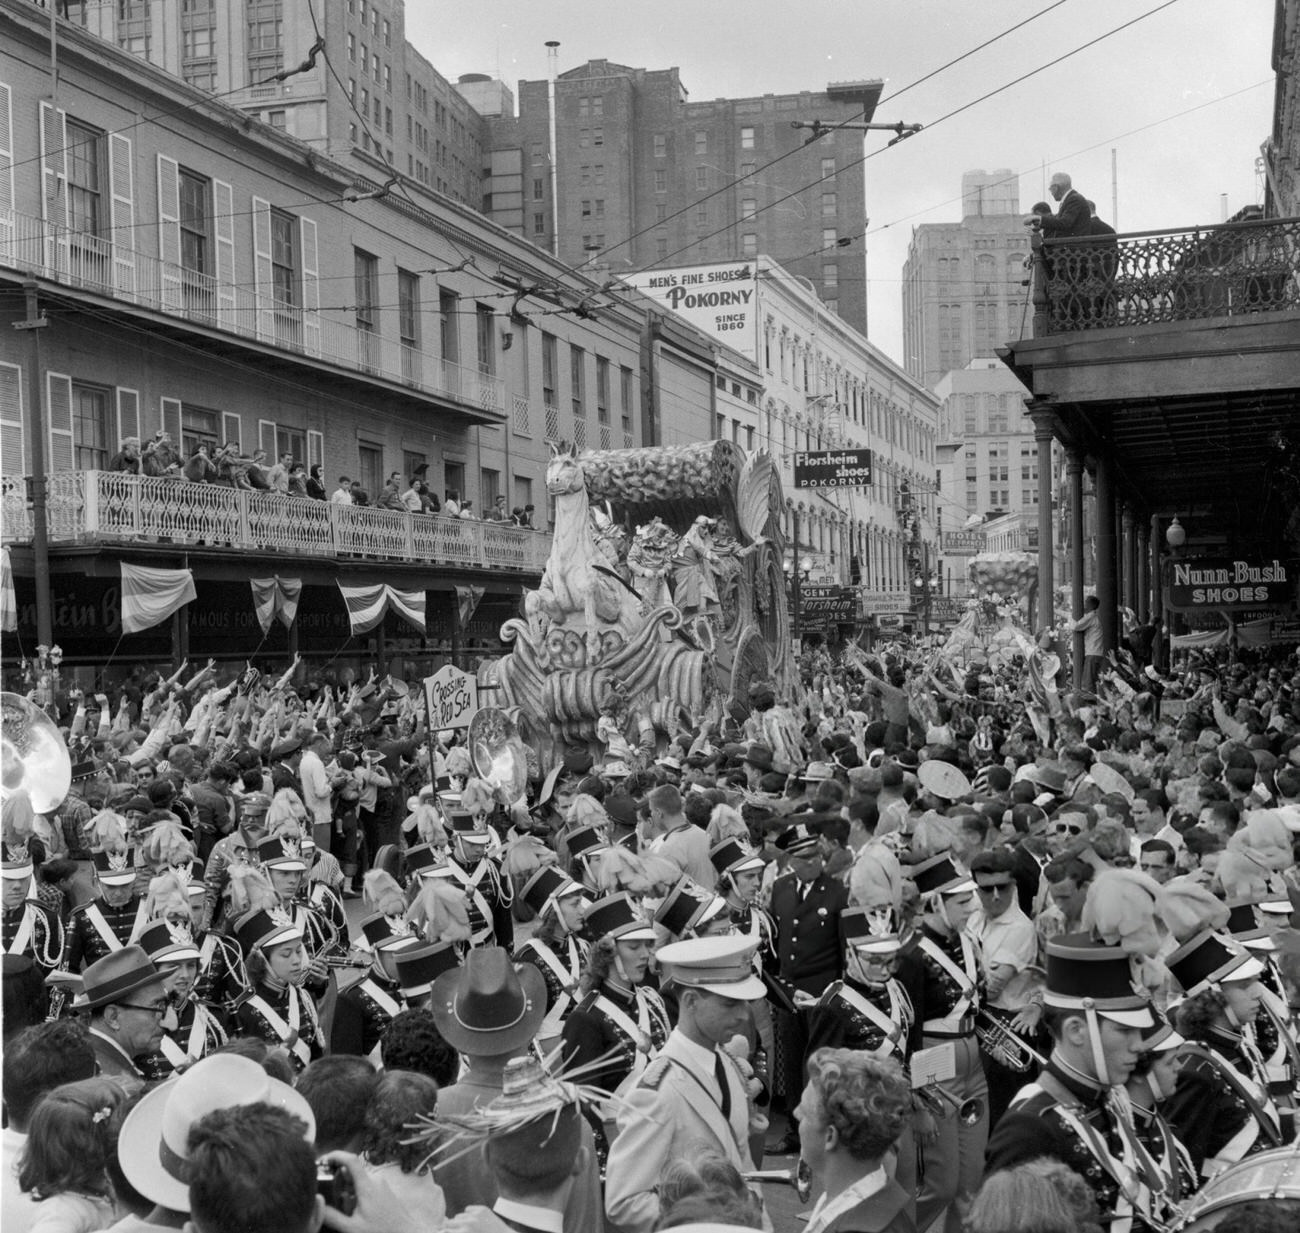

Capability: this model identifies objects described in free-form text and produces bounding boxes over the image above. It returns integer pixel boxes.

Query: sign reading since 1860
[1165,558,1296,612]
[792,449,874,489]
[623,263,759,363]
[423,665,479,730]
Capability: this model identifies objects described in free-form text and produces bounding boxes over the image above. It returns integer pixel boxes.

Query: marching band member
[987,934,1174,1233]
[443,814,513,949]
[560,891,670,1176]
[66,813,148,970]
[514,865,591,1052]
[330,911,421,1061]
[654,876,733,942]
[393,938,461,1013]
[232,905,322,1073]
[406,863,474,952]
[565,823,612,895]
[1123,1012,1197,1211]
[255,833,343,991]
[898,853,988,1233]
[143,869,243,1017]
[1165,927,1285,1180]
[2,818,65,979]
[135,917,227,1079]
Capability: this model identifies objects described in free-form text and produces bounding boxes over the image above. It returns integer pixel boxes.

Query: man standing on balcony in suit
[1027,172,1093,323]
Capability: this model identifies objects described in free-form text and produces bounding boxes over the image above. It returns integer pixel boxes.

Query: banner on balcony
[120,563,197,634]
[455,584,485,629]
[0,548,15,634]
[250,576,303,634]
[338,584,426,636]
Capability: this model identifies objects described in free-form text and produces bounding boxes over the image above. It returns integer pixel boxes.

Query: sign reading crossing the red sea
[792,449,874,490]
[1165,558,1297,612]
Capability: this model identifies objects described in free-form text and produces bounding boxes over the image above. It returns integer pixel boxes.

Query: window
[372,53,380,83]
[654,203,667,224]
[822,227,836,247]
[530,141,543,166]
[384,65,391,93]
[821,157,835,179]
[270,210,297,306]
[695,167,708,191]
[398,268,419,349]
[656,236,668,260]
[694,131,707,155]
[247,0,284,75]
[592,127,603,147]
[739,161,755,178]
[821,192,836,218]
[357,442,383,498]
[532,178,544,200]
[266,110,286,131]
[740,198,756,220]
[513,474,533,511]
[184,25,214,59]
[276,426,305,463]
[385,107,393,136]
[181,403,219,459]
[354,249,379,369]
[741,233,757,258]
[65,119,103,235]
[178,168,210,274]
[72,382,110,469]
[596,356,610,426]
[541,332,558,408]
[653,134,666,158]
[480,468,500,507]
[532,212,545,236]
[581,200,591,219]
[593,164,605,186]
[654,169,667,193]
[592,96,603,117]
[439,289,458,363]
[741,126,755,149]
[695,203,707,225]
[822,262,837,287]
[570,345,585,417]
[347,32,356,62]
[383,18,391,46]
[476,303,495,375]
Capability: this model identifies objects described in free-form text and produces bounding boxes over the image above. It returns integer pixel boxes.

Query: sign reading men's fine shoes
[792,449,873,489]
[1165,558,1297,612]
[424,665,479,730]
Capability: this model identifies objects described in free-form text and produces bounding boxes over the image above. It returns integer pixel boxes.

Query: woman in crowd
[358,1069,446,1230]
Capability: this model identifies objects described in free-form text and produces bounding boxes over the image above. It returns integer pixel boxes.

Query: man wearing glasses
[967,850,1038,1127]
[77,945,168,1094]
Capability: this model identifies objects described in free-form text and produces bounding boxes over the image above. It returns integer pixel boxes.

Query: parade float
[480,440,793,765]
[941,550,1039,665]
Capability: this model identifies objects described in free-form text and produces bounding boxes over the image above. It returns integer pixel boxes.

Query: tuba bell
[743,1158,812,1203]
[919,1080,985,1126]
[1,692,72,816]
[468,707,529,805]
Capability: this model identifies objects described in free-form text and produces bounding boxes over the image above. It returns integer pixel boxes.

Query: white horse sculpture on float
[525,441,642,665]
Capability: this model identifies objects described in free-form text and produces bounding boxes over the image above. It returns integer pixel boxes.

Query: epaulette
[638,1055,670,1090]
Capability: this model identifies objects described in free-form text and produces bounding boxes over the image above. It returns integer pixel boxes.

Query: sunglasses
[976,881,1015,897]
[1052,821,1085,836]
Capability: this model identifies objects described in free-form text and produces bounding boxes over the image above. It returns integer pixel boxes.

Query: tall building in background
[66,0,492,207]
[483,60,879,334]
[901,169,1032,390]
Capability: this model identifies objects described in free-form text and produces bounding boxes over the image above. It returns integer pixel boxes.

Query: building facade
[901,169,1033,391]
[66,0,490,206]
[485,59,877,335]
[1,0,698,674]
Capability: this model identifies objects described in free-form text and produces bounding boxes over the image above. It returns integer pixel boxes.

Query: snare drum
[1174,1144,1300,1231]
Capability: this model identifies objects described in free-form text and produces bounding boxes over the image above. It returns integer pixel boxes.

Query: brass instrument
[2,692,72,815]
[743,1159,812,1203]
[975,1008,1046,1073]
[468,707,529,806]
[918,1080,985,1125]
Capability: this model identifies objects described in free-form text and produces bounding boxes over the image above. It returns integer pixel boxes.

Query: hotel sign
[943,530,987,555]
[1165,558,1296,612]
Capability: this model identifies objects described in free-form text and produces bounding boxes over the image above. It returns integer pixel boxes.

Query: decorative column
[1094,454,1118,655]
[1027,403,1057,629]
[1068,448,1086,686]
[1150,515,1165,669]
[1136,512,1150,624]
[1122,505,1137,620]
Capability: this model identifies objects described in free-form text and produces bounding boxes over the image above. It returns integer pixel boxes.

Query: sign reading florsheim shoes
[791,449,874,489]
[791,585,858,623]
[1165,558,1297,611]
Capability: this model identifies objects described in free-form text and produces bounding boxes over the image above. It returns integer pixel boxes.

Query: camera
[316,1162,356,1216]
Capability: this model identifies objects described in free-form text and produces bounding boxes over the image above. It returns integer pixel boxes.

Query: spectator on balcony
[1086,200,1119,325]
[108,437,142,474]
[420,485,441,515]
[142,432,181,479]
[350,480,371,507]
[458,499,477,520]
[183,443,216,485]
[521,504,536,529]
[444,490,461,517]
[1027,173,1091,238]
[485,495,508,522]
[331,476,354,504]
[377,473,405,512]
[246,450,272,491]
[267,452,293,494]
[400,479,423,513]
[288,464,308,499]
[307,465,327,501]
[510,506,526,526]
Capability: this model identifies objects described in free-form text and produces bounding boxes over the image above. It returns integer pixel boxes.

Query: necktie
[714,1052,732,1121]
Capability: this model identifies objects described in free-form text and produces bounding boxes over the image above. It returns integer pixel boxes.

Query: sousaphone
[468,707,529,805]
[1,692,72,815]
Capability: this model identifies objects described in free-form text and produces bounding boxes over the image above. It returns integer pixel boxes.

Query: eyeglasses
[976,881,1015,897]
[1052,822,1085,836]
[118,1000,169,1016]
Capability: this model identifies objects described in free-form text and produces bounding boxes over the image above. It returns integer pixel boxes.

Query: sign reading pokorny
[1165,558,1297,612]
[792,449,874,489]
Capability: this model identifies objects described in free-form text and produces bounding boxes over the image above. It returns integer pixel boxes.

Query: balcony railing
[1,472,551,572]
[0,209,506,415]
[1030,215,1300,335]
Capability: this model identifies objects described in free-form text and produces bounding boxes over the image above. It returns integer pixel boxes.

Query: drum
[1174,1145,1300,1231]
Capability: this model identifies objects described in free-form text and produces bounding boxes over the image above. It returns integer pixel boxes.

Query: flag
[0,547,15,633]
[455,584,485,629]
[338,584,426,636]
[250,576,303,634]
[120,563,196,634]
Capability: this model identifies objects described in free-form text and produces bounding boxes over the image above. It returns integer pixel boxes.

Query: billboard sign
[1165,558,1296,612]
[863,593,913,615]
[792,449,874,489]
[791,585,858,623]
[943,529,987,555]
[623,263,758,362]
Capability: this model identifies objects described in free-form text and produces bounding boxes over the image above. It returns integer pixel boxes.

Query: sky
[406,0,1278,370]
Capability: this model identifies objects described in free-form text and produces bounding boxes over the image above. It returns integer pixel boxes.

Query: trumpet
[918,1081,985,1126]
[975,1009,1046,1074]
[743,1159,812,1204]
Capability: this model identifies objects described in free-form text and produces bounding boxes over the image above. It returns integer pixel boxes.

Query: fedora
[118,1054,315,1212]
[431,945,547,1055]
[77,945,162,1011]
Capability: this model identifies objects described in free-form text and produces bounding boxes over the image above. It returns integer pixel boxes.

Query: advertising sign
[943,530,986,555]
[1165,558,1296,612]
[423,665,479,730]
[863,593,913,615]
[791,585,857,624]
[624,262,758,362]
[929,596,966,622]
[792,449,874,489]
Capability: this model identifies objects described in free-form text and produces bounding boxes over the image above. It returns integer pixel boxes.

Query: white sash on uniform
[523,937,582,1038]
[356,978,404,1066]
[828,980,908,1058]
[595,990,665,1118]
[6,903,35,956]
[247,988,316,1067]
[919,934,980,1032]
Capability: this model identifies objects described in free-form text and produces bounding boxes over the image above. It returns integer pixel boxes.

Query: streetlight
[1165,516,1186,550]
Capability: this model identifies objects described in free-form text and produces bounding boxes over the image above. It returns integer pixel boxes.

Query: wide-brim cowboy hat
[430,945,546,1055]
